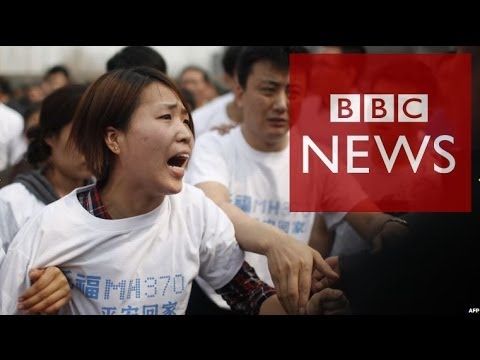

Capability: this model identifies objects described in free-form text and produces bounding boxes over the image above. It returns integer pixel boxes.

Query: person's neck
[240,125,288,152]
[226,101,242,124]
[100,174,165,219]
[44,166,84,198]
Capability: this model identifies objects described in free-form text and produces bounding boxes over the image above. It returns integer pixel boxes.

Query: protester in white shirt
[0,85,92,314]
[0,85,92,250]
[186,47,344,314]
[0,67,348,315]
[186,46,402,314]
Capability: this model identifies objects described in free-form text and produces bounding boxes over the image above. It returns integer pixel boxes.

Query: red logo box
[290,54,471,212]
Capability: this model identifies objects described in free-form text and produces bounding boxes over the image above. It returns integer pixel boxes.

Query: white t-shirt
[187,127,317,280]
[0,183,244,315]
[0,103,27,172]
[185,127,366,308]
[0,183,45,261]
[192,92,236,137]
[185,127,347,307]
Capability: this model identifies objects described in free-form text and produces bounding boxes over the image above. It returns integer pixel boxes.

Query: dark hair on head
[0,76,13,96]
[222,46,244,77]
[106,46,168,74]
[27,84,87,167]
[69,66,194,186]
[44,65,70,80]
[179,66,211,83]
[236,46,309,89]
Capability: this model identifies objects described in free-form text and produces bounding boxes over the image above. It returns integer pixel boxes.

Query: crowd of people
[0,46,478,315]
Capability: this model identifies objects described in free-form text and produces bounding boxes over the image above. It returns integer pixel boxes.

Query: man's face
[179,69,208,107]
[237,60,290,150]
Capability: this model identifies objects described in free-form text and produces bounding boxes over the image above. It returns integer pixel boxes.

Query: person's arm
[344,212,391,243]
[259,295,288,314]
[0,199,71,314]
[215,261,347,315]
[216,261,282,314]
[17,267,71,314]
[259,288,350,315]
[197,181,338,315]
[344,211,408,252]
[320,166,405,252]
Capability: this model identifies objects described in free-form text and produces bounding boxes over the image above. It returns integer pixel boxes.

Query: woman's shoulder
[171,183,218,214]
[175,182,207,202]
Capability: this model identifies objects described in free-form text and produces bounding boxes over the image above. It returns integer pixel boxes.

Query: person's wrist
[260,224,287,255]
[259,234,277,255]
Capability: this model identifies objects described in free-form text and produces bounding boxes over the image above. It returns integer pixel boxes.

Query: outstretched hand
[212,123,238,135]
[266,237,339,315]
[312,256,340,293]
[17,267,71,314]
[307,288,350,315]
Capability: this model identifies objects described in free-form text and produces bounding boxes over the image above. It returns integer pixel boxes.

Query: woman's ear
[234,82,244,108]
[44,134,56,148]
[105,126,121,154]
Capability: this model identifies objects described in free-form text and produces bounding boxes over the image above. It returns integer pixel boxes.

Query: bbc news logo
[290,54,471,212]
[330,94,428,123]
[303,93,455,175]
